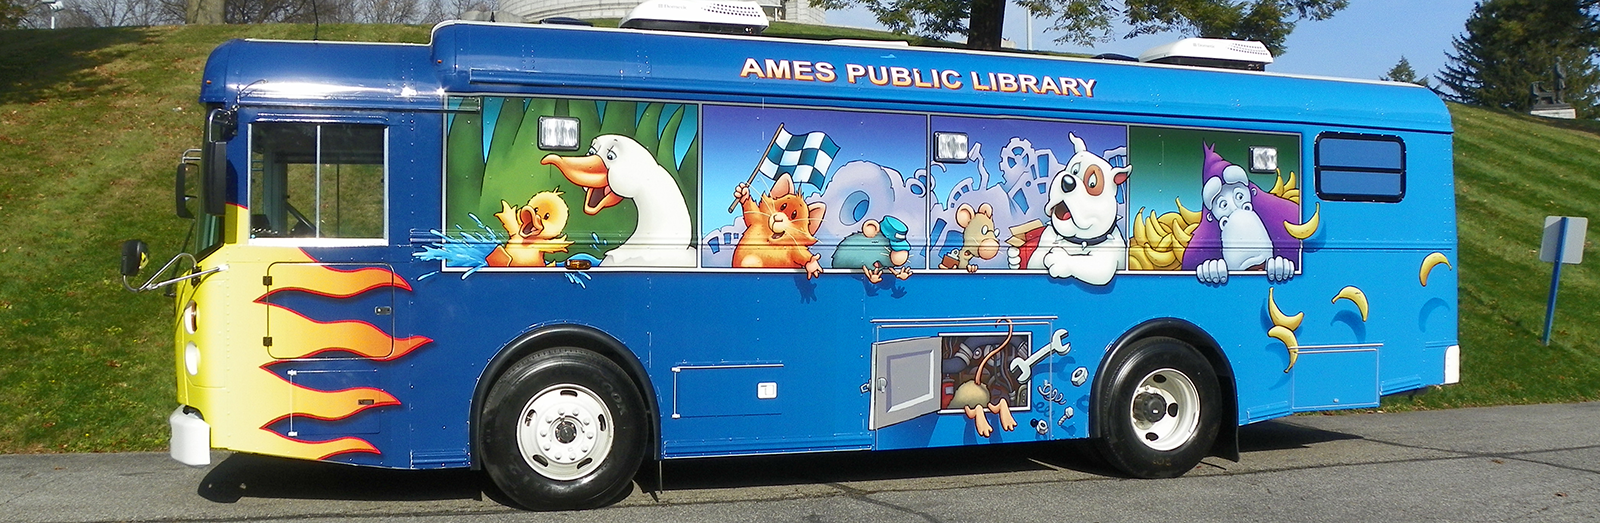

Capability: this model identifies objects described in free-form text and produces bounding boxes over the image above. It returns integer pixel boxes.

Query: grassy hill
[0,23,1596,453]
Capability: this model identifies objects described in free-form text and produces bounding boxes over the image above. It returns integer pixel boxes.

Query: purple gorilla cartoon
[1181,143,1301,284]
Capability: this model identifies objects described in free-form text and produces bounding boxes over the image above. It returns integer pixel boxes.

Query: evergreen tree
[1381,56,1431,88]
[1437,0,1600,117]
[1,0,29,29]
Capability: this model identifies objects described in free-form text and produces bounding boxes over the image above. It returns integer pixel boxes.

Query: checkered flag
[755,124,839,189]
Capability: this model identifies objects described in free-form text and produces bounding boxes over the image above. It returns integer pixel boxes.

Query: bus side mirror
[175,161,195,219]
[120,239,148,277]
[203,109,235,217]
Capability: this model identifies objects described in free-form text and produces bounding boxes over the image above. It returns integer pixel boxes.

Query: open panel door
[869,336,942,430]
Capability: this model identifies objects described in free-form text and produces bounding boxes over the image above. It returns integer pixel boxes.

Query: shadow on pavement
[1237,417,1364,452]
[648,440,1117,492]
[192,419,1361,507]
[197,453,490,504]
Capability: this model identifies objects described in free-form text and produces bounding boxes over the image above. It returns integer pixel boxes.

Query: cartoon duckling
[486,190,574,267]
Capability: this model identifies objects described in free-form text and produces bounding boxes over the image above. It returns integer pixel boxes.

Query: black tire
[1092,336,1220,479]
[480,347,646,510]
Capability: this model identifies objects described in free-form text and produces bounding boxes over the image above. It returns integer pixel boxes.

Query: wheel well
[1091,318,1239,462]
[470,324,660,469]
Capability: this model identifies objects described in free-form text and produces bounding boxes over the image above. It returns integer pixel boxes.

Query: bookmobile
[122,3,1458,510]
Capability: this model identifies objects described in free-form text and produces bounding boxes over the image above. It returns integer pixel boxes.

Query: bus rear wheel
[481,347,645,510]
[1093,337,1220,479]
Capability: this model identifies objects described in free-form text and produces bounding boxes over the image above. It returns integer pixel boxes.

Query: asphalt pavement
[2,401,1597,522]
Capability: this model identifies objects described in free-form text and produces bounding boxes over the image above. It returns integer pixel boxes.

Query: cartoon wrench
[1010,329,1070,383]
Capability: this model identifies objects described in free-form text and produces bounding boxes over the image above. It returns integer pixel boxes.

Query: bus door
[249,119,396,439]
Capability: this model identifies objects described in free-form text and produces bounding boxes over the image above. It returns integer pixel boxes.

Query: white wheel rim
[516,384,614,481]
[1127,368,1201,452]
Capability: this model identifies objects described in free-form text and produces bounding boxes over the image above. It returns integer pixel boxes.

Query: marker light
[184,341,200,376]
[183,301,198,334]
[538,117,581,151]
[935,132,969,163]
[1250,146,1278,173]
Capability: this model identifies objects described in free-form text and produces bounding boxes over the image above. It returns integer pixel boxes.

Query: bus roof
[201,21,1451,134]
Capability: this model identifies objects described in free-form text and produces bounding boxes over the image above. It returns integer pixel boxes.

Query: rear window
[1315,133,1405,202]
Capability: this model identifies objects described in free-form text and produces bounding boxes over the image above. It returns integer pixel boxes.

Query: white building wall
[501,0,826,24]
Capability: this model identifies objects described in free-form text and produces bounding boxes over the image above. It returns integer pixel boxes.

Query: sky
[825,0,1482,82]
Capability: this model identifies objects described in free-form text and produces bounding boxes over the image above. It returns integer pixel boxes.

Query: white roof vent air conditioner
[1138,38,1273,71]
[621,0,770,35]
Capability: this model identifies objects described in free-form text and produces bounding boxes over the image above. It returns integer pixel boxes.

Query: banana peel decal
[1284,203,1320,240]
[1332,286,1369,322]
[1419,252,1452,286]
[1267,287,1304,372]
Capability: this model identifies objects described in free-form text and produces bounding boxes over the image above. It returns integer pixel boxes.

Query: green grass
[1384,104,1600,410]
[0,23,1597,453]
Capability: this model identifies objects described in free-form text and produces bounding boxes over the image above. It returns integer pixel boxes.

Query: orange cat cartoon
[486,190,573,267]
[732,173,826,278]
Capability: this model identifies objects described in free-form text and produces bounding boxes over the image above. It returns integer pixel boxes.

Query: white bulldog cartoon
[1007,133,1131,285]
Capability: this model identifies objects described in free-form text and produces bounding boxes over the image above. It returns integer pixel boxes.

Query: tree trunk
[187,0,224,24]
[967,0,1007,50]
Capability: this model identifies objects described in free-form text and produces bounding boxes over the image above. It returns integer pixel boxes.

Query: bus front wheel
[1093,337,1220,478]
[481,347,646,510]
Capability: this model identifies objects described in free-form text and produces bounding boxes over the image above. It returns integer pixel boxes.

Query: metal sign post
[1539,216,1588,345]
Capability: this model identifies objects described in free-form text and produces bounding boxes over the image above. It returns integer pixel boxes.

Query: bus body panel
[175,22,1456,470]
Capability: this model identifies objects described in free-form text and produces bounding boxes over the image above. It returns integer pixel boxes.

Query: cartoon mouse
[831,215,913,284]
[942,202,999,273]
[732,173,827,279]
[946,320,1021,438]
[485,190,573,267]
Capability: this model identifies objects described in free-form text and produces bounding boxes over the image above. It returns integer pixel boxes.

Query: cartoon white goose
[541,134,696,267]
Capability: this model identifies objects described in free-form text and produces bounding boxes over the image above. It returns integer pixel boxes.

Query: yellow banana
[1332,286,1369,322]
[1146,246,1177,267]
[1284,203,1321,240]
[1268,325,1300,373]
[1420,252,1452,286]
[1159,211,1183,232]
[1269,172,1286,195]
[1267,287,1305,330]
[1175,198,1201,224]
[1285,171,1298,192]
[1174,220,1193,245]
[1132,208,1147,244]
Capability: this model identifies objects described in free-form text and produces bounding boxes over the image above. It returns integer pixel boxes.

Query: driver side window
[249,122,386,242]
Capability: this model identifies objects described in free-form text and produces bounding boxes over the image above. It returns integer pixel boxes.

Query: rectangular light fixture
[538,116,581,151]
[935,132,968,163]
[1249,146,1278,173]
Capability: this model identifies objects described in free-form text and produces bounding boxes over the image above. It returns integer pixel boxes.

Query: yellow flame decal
[267,384,399,422]
[262,263,411,298]
[265,305,432,360]
[211,252,426,462]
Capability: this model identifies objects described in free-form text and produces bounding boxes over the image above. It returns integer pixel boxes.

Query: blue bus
[121,20,1458,510]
